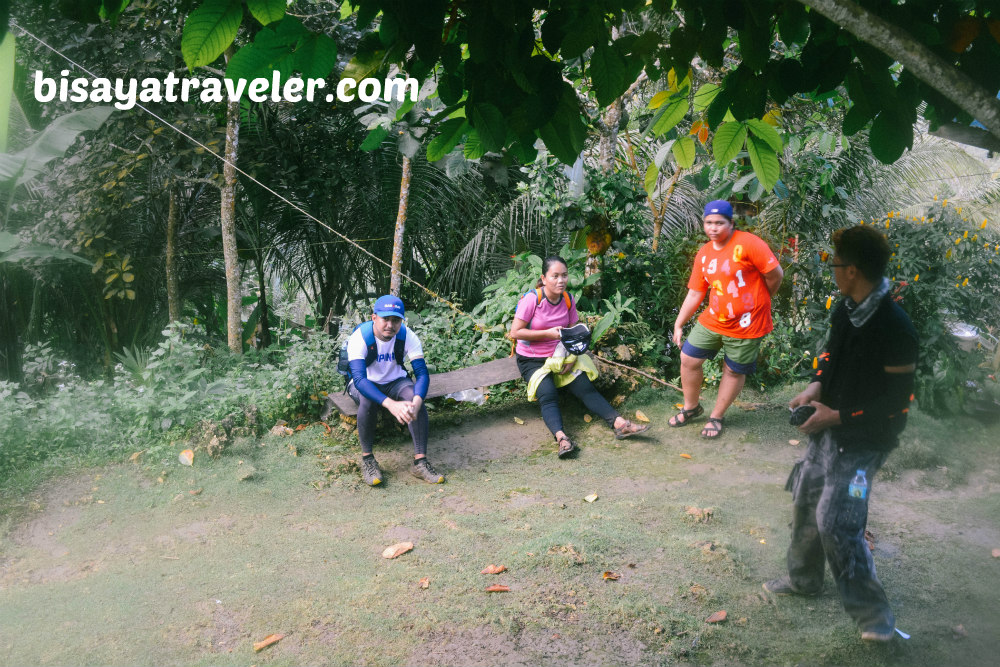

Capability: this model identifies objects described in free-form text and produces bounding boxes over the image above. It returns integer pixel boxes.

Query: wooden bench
[320,356,522,419]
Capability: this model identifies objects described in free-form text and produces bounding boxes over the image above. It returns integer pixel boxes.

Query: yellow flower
[921,216,926,222]
[955,238,961,245]
[887,211,894,218]
[943,199,948,206]
[812,357,818,369]
[617,252,625,259]
[946,249,953,259]
[964,230,969,238]
[963,278,969,286]
[982,219,988,229]
[914,274,919,281]
[825,296,832,309]
[956,283,961,288]
[934,195,938,200]
[885,220,890,228]
[973,235,977,241]
[957,206,963,213]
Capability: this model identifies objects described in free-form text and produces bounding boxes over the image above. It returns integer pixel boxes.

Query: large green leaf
[359,125,389,151]
[870,110,913,164]
[0,244,93,266]
[426,117,470,162]
[672,135,696,169]
[247,0,285,25]
[746,134,780,191]
[0,33,14,152]
[538,88,588,164]
[471,103,506,152]
[745,119,782,152]
[0,106,113,185]
[294,34,338,80]
[692,83,719,113]
[463,129,486,159]
[712,121,746,166]
[651,97,688,137]
[182,0,243,70]
[644,162,658,198]
[590,44,628,107]
[778,2,810,45]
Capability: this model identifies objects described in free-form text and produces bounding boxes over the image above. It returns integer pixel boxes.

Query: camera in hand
[789,405,816,426]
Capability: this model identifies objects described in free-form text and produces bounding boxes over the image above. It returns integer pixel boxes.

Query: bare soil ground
[2,394,998,666]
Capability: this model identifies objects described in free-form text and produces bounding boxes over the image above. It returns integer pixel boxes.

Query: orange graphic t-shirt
[687,229,780,339]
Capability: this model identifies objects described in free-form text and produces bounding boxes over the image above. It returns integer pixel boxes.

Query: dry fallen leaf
[485,584,510,593]
[584,493,598,503]
[680,453,692,459]
[634,410,650,423]
[418,577,430,589]
[481,564,507,574]
[953,624,968,638]
[382,542,414,559]
[189,488,202,496]
[789,439,801,446]
[513,417,525,425]
[602,571,620,580]
[583,414,593,423]
[253,633,284,652]
[674,402,684,409]
[705,610,728,624]
[128,451,144,463]
[178,449,194,466]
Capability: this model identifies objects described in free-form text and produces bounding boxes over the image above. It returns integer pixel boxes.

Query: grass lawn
[1,386,998,666]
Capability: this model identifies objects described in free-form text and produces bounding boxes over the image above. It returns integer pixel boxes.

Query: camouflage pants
[785,430,894,635]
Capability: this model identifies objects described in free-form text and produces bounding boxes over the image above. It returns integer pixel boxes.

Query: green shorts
[682,321,763,374]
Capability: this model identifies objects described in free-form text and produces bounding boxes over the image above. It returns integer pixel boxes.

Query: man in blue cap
[346,294,442,486]
[669,200,783,438]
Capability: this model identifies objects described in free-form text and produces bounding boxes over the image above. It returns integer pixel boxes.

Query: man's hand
[405,395,424,420]
[383,398,416,424]
[672,323,684,348]
[789,381,822,409]
[797,400,840,434]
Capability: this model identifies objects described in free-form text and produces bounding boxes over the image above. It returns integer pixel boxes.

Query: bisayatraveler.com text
[33,70,419,109]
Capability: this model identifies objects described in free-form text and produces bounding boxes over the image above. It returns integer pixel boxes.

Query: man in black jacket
[763,225,918,643]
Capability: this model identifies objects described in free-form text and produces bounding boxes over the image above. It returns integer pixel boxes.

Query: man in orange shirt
[669,200,784,438]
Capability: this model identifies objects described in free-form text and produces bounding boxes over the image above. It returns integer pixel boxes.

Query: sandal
[556,435,578,458]
[700,417,724,439]
[614,420,650,440]
[668,404,704,427]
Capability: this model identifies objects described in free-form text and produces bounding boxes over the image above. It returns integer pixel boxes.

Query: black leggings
[516,354,619,437]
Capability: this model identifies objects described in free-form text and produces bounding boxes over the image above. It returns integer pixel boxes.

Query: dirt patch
[431,409,552,470]
[407,626,647,666]
[7,473,94,557]
[439,493,486,514]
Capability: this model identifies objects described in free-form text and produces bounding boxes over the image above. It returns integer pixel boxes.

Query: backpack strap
[521,288,573,328]
[360,320,406,367]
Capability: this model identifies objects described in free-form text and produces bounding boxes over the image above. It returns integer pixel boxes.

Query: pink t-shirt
[514,291,579,357]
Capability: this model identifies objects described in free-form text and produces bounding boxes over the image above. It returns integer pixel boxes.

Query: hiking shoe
[361,456,383,486]
[861,629,895,642]
[762,576,821,597]
[412,458,445,484]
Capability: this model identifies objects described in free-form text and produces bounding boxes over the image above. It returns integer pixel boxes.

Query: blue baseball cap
[703,199,733,220]
[373,294,405,318]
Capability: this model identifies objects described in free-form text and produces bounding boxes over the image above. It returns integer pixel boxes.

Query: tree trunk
[651,168,682,252]
[221,56,242,353]
[389,154,412,297]
[165,182,181,324]
[796,0,1000,143]
[254,254,271,349]
[598,99,622,173]
[0,271,22,383]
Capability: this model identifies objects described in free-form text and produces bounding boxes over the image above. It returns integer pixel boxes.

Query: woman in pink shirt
[509,256,650,457]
